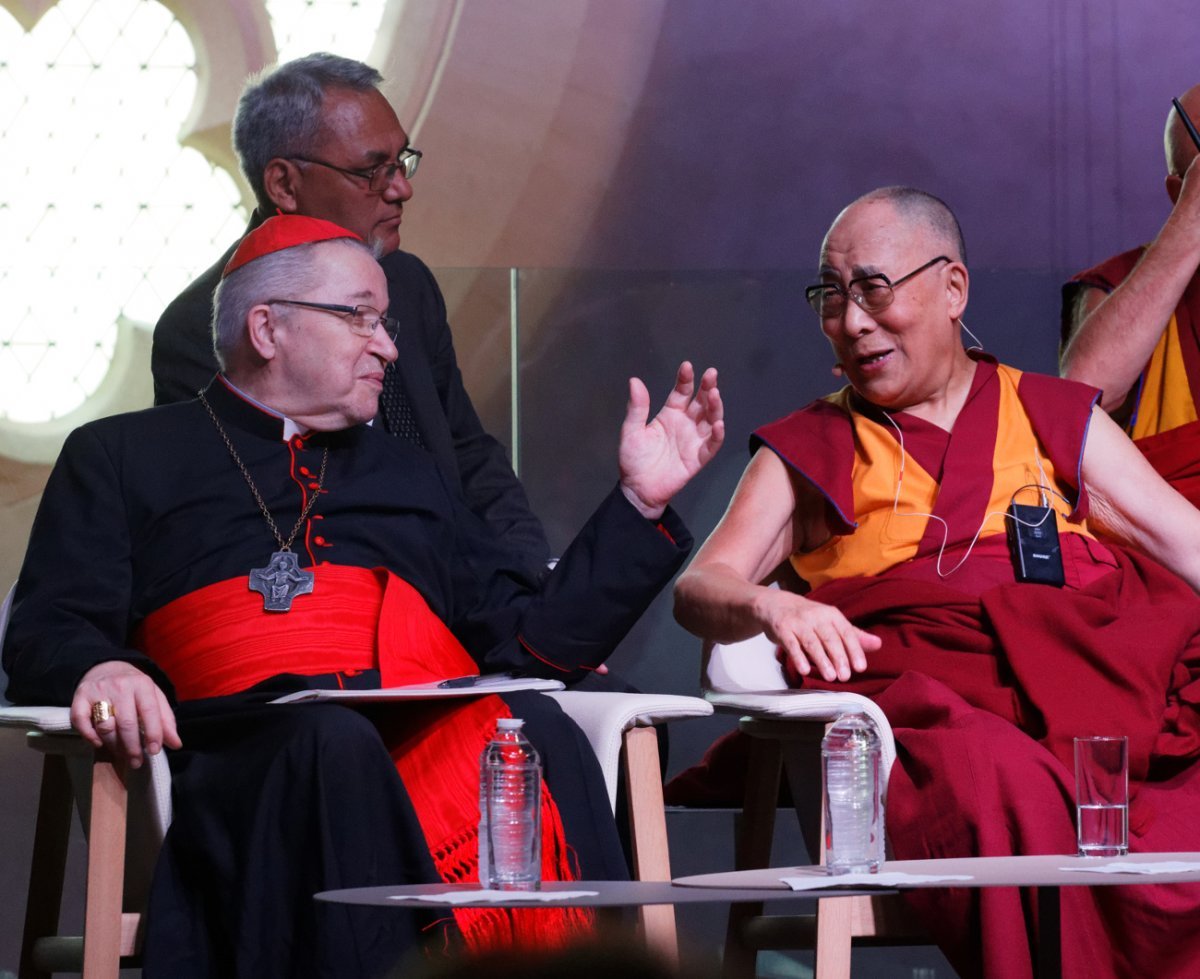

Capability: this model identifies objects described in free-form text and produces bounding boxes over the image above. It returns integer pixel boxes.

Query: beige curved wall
[163,0,276,197]
[375,0,670,425]
[382,0,668,268]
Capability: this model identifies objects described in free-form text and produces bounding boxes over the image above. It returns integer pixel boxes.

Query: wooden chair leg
[813,896,854,979]
[723,735,783,979]
[81,757,127,979]
[20,752,74,979]
[622,725,678,968]
[735,736,782,870]
[779,730,828,862]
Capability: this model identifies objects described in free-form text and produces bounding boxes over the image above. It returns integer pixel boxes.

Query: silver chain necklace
[199,390,328,612]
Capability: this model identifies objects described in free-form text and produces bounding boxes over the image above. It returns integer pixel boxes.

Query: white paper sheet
[779,871,974,890]
[270,676,564,704]
[1058,861,1200,876]
[388,889,601,905]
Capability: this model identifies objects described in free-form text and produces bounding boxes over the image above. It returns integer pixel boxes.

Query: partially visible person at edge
[5,214,725,978]
[672,186,1200,979]
[153,52,549,574]
[1061,82,1200,507]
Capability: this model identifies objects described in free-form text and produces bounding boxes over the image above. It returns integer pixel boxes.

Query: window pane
[268,0,384,64]
[0,0,388,424]
[0,0,243,422]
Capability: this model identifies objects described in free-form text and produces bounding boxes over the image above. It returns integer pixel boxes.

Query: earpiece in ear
[832,363,845,378]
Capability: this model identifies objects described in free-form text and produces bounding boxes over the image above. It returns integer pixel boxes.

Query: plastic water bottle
[479,717,542,890]
[822,711,884,874]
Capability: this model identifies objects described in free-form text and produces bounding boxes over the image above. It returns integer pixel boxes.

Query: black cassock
[152,211,553,575]
[4,377,692,978]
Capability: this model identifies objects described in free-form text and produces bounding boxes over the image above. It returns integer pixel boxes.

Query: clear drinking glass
[1073,735,1128,857]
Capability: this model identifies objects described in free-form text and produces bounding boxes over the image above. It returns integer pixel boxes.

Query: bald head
[824,186,967,266]
[814,188,972,421]
[1165,84,1200,187]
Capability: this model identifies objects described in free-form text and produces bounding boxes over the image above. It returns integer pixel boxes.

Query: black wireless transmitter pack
[1005,502,1065,587]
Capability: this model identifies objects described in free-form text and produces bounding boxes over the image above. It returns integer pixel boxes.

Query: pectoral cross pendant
[249,551,315,612]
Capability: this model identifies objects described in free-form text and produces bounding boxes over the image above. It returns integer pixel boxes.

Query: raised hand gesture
[619,361,724,519]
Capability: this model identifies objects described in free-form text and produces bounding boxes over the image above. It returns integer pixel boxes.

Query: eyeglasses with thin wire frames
[289,146,422,194]
[804,256,951,318]
[267,299,400,342]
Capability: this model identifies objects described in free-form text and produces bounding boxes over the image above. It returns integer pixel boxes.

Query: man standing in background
[1061,83,1200,506]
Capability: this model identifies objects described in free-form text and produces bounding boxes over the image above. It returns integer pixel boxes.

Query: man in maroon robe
[675,186,1200,978]
[1061,83,1200,505]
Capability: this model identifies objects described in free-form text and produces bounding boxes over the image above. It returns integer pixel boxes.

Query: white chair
[1,582,712,975]
[0,583,172,979]
[547,689,713,963]
[702,631,922,979]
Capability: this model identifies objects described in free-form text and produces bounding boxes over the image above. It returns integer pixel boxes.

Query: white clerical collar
[218,375,309,441]
[217,375,375,440]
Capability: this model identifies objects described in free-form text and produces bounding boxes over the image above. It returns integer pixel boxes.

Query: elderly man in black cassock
[3,215,724,978]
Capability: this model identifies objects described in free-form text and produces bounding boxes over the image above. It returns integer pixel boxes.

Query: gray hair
[211,237,375,369]
[857,186,968,265]
[233,53,383,209]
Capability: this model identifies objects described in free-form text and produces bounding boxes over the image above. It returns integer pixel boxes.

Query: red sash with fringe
[134,564,592,951]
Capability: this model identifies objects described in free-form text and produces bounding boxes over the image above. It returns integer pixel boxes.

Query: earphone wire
[959,317,984,353]
[879,410,1068,578]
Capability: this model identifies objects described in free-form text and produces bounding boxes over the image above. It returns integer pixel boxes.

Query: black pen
[1173,97,1200,153]
[437,670,523,689]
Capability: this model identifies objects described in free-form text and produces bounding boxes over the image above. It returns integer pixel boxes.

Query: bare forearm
[1146,541,1200,595]
[1088,489,1200,594]
[1063,211,1200,409]
[673,563,773,643]
[1082,405,1200,593]
[675,559,881,683]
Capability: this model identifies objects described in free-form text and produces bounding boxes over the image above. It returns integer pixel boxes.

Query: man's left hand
[619,361,724,519]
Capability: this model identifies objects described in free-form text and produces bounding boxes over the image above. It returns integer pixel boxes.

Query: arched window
[0,0,383,429]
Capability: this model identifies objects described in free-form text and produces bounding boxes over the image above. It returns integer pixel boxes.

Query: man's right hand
[618,361,724,520]
[70,661,181,768]
[753,587,881,683]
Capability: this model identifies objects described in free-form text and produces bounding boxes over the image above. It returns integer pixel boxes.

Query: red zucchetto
[221,215,362,278]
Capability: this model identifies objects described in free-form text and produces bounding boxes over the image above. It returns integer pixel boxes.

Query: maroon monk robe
[783,364,1200,978]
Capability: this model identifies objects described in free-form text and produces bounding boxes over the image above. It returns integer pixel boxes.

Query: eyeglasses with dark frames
[289,146,422,194]
[267,299,400,342]
[805,256,951,318]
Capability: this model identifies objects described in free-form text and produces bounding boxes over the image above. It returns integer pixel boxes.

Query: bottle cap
[497,717,524,730]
